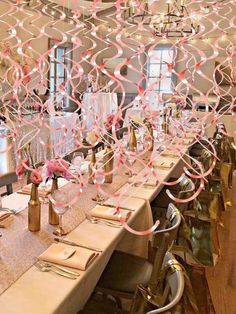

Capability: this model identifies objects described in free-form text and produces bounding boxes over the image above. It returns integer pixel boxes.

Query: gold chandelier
[124,0,201,38]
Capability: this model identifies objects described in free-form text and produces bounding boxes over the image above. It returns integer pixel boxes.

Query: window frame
[146,45,176,94]
[48,39,73,107]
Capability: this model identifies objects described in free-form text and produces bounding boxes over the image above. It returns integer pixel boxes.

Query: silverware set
[0,207,17,215]
[54,238,103,253]
[86,216,122,228]
[98,203,135,212]
[35,261,80,280]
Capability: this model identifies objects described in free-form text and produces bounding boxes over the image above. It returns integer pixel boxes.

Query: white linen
[0,134,193,313]
[83,92,118,129]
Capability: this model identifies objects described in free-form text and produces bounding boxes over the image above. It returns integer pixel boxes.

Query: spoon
[87,217,122,228]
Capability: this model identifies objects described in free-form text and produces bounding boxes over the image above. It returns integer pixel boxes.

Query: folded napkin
[161,150,179,158]
[152,160,174,169]
[39,243,98,271]
[0,210,12,222]
[90,205,131,221]
[128,176,158,187]
[21,178,68,196]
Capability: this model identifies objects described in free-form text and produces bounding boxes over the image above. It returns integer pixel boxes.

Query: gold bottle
[28,183,41,232]
[103,145,114,183]
[146,123,154,151]
[49,178,59,225]
[88,149,96,184]
[162,114,168,134]
[128,126,137,151]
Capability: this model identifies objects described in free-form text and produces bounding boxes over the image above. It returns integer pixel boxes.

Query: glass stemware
[18,174,26,190]
[92,162,105,203]
[125,148,137,177]
[72,152,84,168]
[51,190,69,236]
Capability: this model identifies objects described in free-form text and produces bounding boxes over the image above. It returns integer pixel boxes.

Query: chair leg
[6,184,13,195]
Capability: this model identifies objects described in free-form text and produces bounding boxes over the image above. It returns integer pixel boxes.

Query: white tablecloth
[82,92,118,130]
[0,113,78,170]
[0,135,193,313]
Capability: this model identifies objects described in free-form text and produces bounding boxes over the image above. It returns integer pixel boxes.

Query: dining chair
[151,175,195,222]
[0,172,17,196]
[130,253,185,314]
[95,204,181,310]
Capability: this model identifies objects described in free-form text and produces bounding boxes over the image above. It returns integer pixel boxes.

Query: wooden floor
[206,172,236,314]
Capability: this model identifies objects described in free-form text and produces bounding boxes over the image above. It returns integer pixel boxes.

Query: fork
[0,208,17,215]
[86,216,122,228]
[34,262,78,279]
[39,261,80,277]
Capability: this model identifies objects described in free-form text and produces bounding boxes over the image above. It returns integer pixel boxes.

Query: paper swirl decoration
[0,0,235,234]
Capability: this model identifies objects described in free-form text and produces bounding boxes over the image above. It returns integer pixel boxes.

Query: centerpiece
[28,169,43,232]
[103,114,121,183]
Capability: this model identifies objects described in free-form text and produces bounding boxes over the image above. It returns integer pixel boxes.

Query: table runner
[0,159,146,295]
[0,139,192,313]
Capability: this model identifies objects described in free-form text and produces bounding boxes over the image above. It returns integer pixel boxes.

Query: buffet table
[82,92,118,129]
[0,113,78,173]
[0,123,197,313]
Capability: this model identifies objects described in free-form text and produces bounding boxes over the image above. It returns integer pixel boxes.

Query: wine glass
[92,162,105,203]
[125,148,137,177]
[39,165,49,204]
[51,190,69,236]
[18,174,26,190]
[72,152,84,173]
[139,126,146,143]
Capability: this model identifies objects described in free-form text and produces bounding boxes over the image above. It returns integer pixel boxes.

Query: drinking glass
[51,190,69,236]
[92,162,105,203]
[18,174,26,190]
[125,148,137,177]
[72,152,84,167]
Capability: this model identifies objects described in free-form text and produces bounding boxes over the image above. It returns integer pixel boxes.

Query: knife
[54,238,103,253]
[100,203,135,212]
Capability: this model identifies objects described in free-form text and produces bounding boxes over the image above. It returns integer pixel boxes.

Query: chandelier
[124,0,201,38]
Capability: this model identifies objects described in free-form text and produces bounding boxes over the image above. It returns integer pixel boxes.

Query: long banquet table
[0,126,198,314]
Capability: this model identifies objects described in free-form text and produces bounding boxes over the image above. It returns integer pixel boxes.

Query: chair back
[0,172,17,196]
[130,253,185,314]
[146,253,185,314]
[148,204,181,294]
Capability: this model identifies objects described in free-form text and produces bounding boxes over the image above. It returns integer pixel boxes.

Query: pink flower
[45,158,70,180]
[30,169,43,186]
[104,114,121,131]
[16,159,29,176]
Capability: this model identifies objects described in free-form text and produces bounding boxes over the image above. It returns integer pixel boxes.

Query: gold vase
[88,150,96,184]
[28,183,41,232]
[146,123,154,151]
[128,126,137,151]
[103,145,114,183]
[49,178,59,225]
[162,115,168,134]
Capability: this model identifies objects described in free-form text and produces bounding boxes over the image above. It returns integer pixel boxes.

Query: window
[147,47,175,94]
[48,39,73,107]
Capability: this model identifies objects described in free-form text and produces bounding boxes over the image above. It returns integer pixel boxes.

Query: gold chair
[95,204,181,310]
[130,253,185,314]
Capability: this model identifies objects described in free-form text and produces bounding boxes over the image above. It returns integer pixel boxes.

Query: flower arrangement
[30,169,43,186]
[45,158,72,181]
[104,114,121,132]
[16,159,30,176]
[86,131,100,145]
